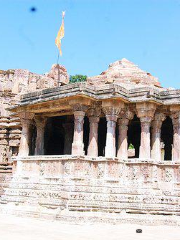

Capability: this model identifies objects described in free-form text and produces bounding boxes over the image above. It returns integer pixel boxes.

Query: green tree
[70,75,87,83]
[128,143,135,149]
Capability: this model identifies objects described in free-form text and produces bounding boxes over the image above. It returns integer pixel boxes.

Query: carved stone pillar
[171,112,180,161]
[136,103,156,159]
[34,117,47,155]
[69,98,92,156]
[117,111,134,160]
[72,111,85,155]
[105,115,117,158]
[102,100,124,158]
[87,117,99,157]
[18,112,34,157]
[87,107,101,157]
[63,121,74,155]
[139,117,152,159]
[151,113,165,161]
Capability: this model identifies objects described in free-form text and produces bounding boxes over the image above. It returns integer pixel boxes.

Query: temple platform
[1,155,180,225]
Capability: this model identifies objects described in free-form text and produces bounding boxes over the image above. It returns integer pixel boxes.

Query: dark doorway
[44,115,74,155]
[83,116,89,155]
[29,124,36,156]
[98,117,107,157]
[161,116,173,160]
[128,115,141,158]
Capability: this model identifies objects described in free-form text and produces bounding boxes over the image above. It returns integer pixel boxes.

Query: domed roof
[87,58,161,89]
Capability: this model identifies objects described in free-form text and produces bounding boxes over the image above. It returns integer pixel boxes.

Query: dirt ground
[0,214,180,240]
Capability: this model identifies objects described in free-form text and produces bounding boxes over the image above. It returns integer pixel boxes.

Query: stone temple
[0,58,180,225]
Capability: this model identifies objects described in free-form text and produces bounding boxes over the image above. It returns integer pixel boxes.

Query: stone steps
[0,163,13,196]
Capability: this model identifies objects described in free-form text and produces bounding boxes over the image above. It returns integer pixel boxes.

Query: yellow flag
[55,11,65,56]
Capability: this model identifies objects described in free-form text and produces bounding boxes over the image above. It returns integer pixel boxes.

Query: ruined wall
[0,65,69,163]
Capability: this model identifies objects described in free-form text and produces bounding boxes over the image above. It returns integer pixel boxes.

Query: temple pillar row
[18,102,180,162]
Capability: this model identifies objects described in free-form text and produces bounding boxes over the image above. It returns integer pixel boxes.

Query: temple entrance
[98,117,107,157]
[44,115,74,155]
[128,115,141,158]
[161,116,173,160]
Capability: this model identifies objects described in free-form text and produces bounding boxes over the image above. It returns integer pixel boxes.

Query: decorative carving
[87,104,101,118]
[103,106,120,121]
[71,103,89,112]
[34,116,47,130]
[152,113,166,131]
[136,102,156,119]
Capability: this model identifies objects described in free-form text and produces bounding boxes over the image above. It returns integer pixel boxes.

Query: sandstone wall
[0,65,69,163]
[1,156,180,225]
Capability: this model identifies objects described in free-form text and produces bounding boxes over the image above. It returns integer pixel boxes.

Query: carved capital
[136,102,156,119]
[152,113,166,131]
[34,117,47,130]
[106,114,118,122]
[117,109,134,129]
[69,97,91,113]
[120,109,134,121]
[71,103,89,112]
[18,112,34,126]
[74,111,85,122]
[154,112,166,122]
[171,112,180,132]
[102,99,124,122]
[103,106,120,122]
[87,104,101,118]
[18,112,34,121]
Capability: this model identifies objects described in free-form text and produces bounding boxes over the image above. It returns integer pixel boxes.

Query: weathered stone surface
[87,58,161,89]
[0,64,68,162]
[0,59,180,225]
[1,156,180,224]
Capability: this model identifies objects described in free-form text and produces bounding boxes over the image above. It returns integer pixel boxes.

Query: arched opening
[44,115,74,155]
[128,115,141,158]
[161,116,173,160]
[98,117,107,157]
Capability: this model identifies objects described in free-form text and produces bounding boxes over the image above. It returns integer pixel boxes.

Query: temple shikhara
[0,58,180,225]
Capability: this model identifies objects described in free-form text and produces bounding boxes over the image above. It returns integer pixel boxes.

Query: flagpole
[57,52,60,64]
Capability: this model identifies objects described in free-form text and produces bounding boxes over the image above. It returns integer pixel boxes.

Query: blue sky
[0,0,180,88]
